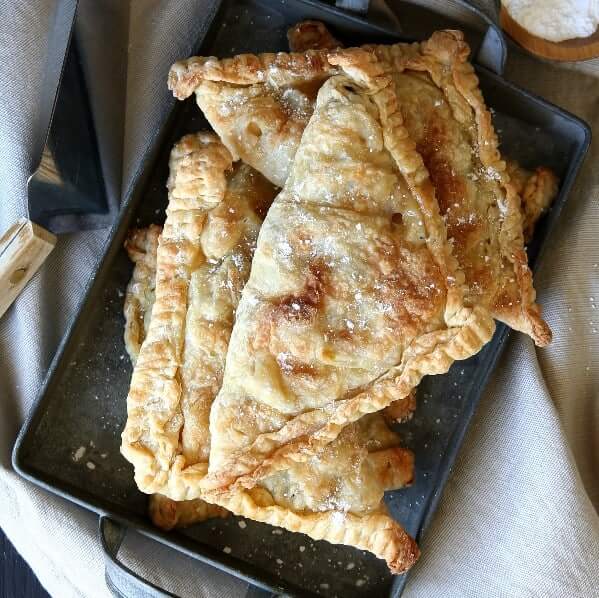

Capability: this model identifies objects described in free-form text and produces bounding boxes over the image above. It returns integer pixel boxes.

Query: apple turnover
[123,224,228,530]
[121,167,415,545]
[120,133,420,571]
[121,132,277,499]
[202,51,494,501]
[169,29,553,346]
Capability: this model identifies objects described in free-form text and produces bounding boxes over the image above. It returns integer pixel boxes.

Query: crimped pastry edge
[216,488,420,574]
[400,30,551,346]
[123,224,162,364]
[120,132,234,497]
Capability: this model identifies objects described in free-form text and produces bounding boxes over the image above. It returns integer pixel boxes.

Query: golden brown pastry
[169,30,552,347]
[218,414,419,574]
[121,132,278,500]
[124,27,357,533]
[148,494,227,531]
[288,23,558,249]
[122,226,417,535]
[120,135,417,567]
[202,50,493,517]
[371,31,552,345]
[383,389,417,424]
[506,160,559,241]
[168,47,336,187]
[124,224,230,530]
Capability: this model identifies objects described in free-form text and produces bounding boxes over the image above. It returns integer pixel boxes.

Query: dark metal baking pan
[12,1,590,597]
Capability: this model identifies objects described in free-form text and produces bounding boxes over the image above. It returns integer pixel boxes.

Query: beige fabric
[501,47,599,506]
[0,1,597,597]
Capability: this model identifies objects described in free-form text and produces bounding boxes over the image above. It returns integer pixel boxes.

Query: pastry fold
[122,215,416,537]
[169,30,553,346]
[121,27,559,571]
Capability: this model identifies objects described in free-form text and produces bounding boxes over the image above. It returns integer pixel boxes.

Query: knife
[0,0,109,319]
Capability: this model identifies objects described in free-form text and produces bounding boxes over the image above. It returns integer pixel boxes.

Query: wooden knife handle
[0,218,56,319]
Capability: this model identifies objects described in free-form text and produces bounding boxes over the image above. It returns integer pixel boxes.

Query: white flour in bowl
[503,0,599,42]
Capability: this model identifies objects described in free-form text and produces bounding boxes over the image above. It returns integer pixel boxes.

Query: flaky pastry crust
[371,30,552,345]
[123,223,231,530]
[122,223,416,543]
[506,160,559,242]
[287,20,342,52]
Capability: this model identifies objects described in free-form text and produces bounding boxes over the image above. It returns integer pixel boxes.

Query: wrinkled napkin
[0,1,597,596]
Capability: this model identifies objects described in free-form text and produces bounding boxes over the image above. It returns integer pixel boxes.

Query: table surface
[1,527,49,598]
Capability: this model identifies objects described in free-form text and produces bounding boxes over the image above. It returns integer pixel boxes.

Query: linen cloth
[0,1,597,597]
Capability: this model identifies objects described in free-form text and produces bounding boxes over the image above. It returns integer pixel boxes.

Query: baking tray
[12,1,590,597]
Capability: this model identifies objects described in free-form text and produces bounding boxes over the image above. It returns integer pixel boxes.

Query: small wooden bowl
[500,5,599,61]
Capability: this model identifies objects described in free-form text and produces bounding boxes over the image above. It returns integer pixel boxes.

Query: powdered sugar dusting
[503,0,599,42]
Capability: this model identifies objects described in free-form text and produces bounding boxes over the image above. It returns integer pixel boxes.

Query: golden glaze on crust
[372,30,551,345]
[203,54,494,508]
[170,29,552,346]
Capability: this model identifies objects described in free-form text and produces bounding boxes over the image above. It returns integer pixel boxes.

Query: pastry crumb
[238,520,247,529]
[73,446,86,462]
[346,562,355,570]
[299,545,305,552]
[223,546,232,554]
[86,461,96,470]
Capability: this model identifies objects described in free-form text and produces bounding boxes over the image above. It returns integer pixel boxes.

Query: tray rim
[12,2,591,597]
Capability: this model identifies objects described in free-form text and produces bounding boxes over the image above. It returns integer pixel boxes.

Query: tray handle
[99,517,277,598]
[336,0,506,76]
[100,517,179,598]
